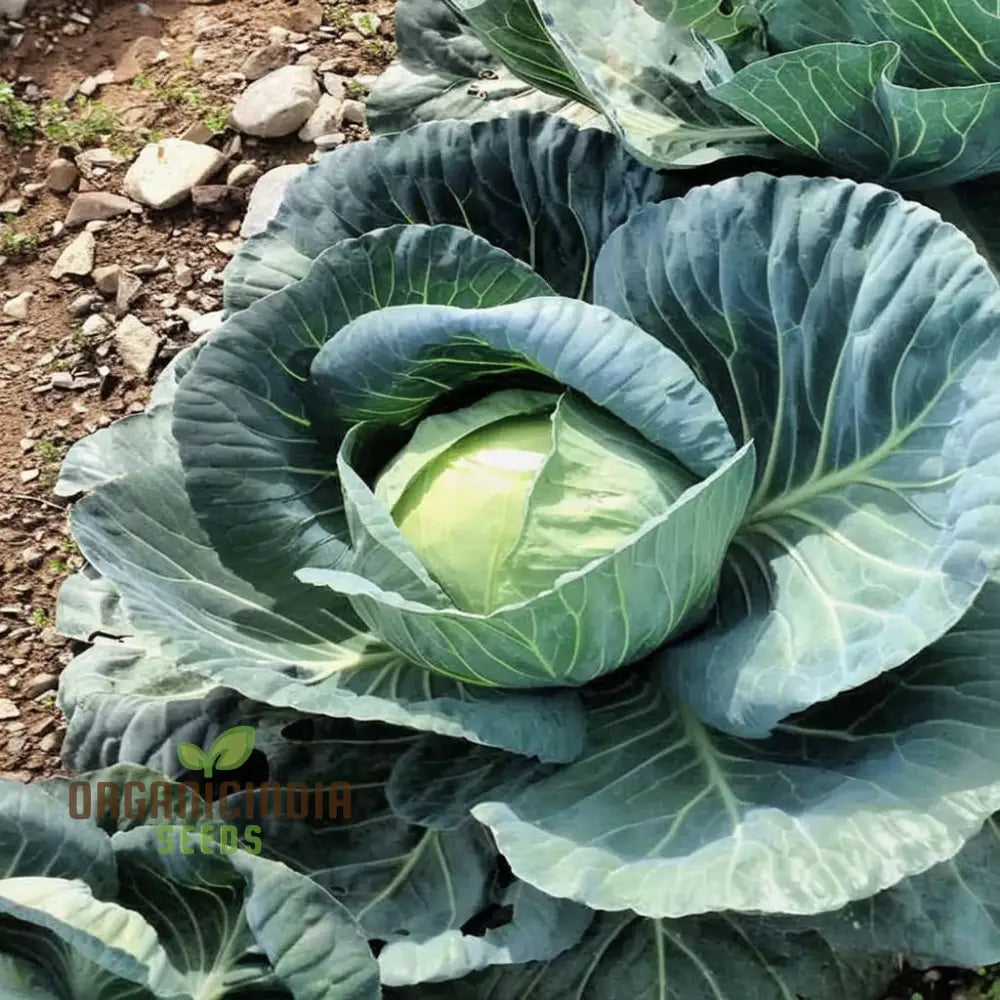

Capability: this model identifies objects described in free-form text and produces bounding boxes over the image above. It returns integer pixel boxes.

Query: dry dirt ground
[0,0,393,781]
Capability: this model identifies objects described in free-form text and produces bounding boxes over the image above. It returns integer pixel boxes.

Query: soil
[0,0,394,782]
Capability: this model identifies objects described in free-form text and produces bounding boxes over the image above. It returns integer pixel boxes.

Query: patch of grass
[39,97,130,152]
[345,79,366,98]
[323,1,352,30]
[30,608,51,628]
[47,558,67,574]
[61,537,79,554]
[35,440,67,485]
[0,81,38,145]
[362,38,397,62]
[203,105,230,133]
[0,225,37,257]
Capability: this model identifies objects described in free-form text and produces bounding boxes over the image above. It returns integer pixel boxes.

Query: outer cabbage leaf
[473,585,1000,917]
[223,112,679,311]
[595,173,1000,736]
[367,0,603,133]
[392,909,895,1000]
[452,0,780,168]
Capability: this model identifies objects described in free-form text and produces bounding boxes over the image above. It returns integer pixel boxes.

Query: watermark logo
[177,725,256,779]
[67,725,351,856]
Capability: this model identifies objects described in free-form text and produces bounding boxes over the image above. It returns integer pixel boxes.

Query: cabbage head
[45,113,1000,999]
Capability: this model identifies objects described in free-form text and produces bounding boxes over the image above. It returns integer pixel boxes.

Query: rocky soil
[0,0,394,781]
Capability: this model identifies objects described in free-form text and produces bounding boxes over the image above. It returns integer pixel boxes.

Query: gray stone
[226,161,261,187]
[81,313,109,337]
[51,231,96,278]
[116,272,144,314]
[297,93,344,141]
[322,73,346,101]
[123,139,226,210]
[240,163,307,238]
[0,197,24,215]
[23,673,58,699]
[230,64,320,138]
[315,132,346,150]
[113,314,161,377]
[69,292,101,315]
[179,121,214,144]
[240,43,293,81]
[2,290,32,320]
[65,191,138,227]
[46,158,78,193]
[341,99,366,126]
[74,147,126,179]
[0,699,19,722]
[92,264,121,295]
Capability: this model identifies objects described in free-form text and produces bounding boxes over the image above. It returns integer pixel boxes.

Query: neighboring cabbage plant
[373,0,1000,192]
[47,113,1000,997]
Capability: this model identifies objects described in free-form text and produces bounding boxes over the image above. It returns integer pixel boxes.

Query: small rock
[193,13,226,38]
[190,310,225,336]
[65,191,138,227]
[124,139,227,210]
[81,313,109,337]
[113,314,161,377]
[19,469,38,484]
[115,272,144,314]
[69,292,101,316]
[21,548,43,569]
[322,73,346,101]
[23,673,58,698]
[77,75,99,97]
[315,132,346,150]
[239,42,294,81]
[174,263,194,288]
[340,31,363,44]
[282,0,324,32]
[92,264,122,295]
[340,99,366,126]
[180,121,215,144]
[0,197,24,215]
[241,163,307,238]
[114,36,166,82]
[213,238,242,257]
[2,290,32,320]
[50,371,75,389]
[351,11,381,36]
[51,230,96,278]
[267,25,292,44]
[39,731,61,754]
[0,0,29,18]
[229,64,320,138]
[75,147,125,179]
[226,161,261,187]
[298,93,344,141]
[0,699,19,721]
[190,185,246,214]
[46,158,79,193]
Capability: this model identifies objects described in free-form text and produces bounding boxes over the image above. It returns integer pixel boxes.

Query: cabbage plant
[370,0,1000,192]
[42,113,1000,998]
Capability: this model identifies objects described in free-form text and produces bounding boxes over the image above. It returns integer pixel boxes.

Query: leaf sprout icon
[176,726,255,779]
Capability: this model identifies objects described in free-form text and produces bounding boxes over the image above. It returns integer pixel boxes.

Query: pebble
[229,64,320,138]
[75,147,126,179]
[340,99,366,126]
[81,313,109,337]
[46,158,79,193]
[51,230,96,278]
[174,263,194,288]
[0,197,24,215]
[322,73,346,101]
[50,371,75,389]
[21,548,43,569]
[113,314,161,377]
[69,292,101,316]
[226,161,261,187]
[115,272,144,314]
[298,93,345,142]
[18,469,38,483]
[239,42,294,81]
[191,185,246,213]
[213,239,242,257]
[315,132,346,150]
[0,699,19,721]
[23,672,58,698]
[240,163,307,238]
[2,290,32,320]
[179,121,215,145]
[123,139,227,210]
[65,191,138,227]
[92,264,122,295]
